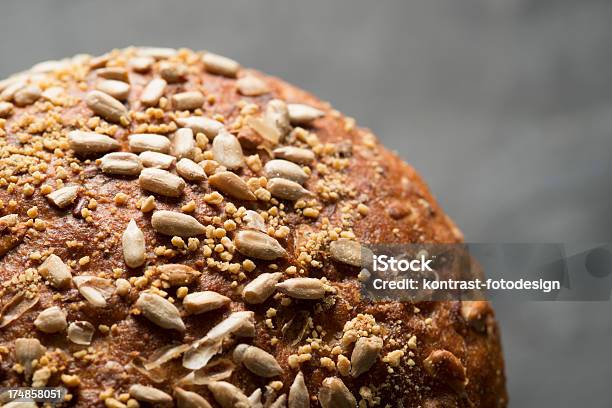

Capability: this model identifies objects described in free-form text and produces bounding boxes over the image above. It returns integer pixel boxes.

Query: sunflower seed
[0,293,39,328]
[129,56,154,73]
[85,90,128,123]
[2,401,38,408]
[74,276,114,308]
[318,377,356,408]
[183,291,231,315]
[46,185,79,208]
[234,230,287,260]
[276,278,325,300]
[157,264,201,286]
[139,168,185,197]
[175,387,213,408]
[14,85,41,106]
[423,349,468,391]
[96,79,130,101]
[68,130,120,155]
[129,384,173,404]
[96,67,129,82]
[67,321,95,345]
[203,53,240,78]
[37,254,71,289]
[100,152,143,176]
[176,158,207,181]
[267,178,311,201]
[129,133,171,153]
[15,338,45,378]
[34,306,67,333]
[172,128,196,159]
[243,210,266,231]
[329,239,365,267]
[265,99,291,138]
[270,395,287,408]
[289,371,309,408]
[288,104,324,126]
[173,91,204,111]
[137,47,177,59]
[264,159,308,184]
[176,116,224,138]
[0,101,13,117]
[0,213,17,229]
[208,171,255,201]
[122,219,146,268]
[232,344,283,377]
[140,78,167,106]
[136,292,185,331]
[350,336,383,377]
[242,272,282,304]
[273,146,315,164]
[237,75,269,96]
[140,151,176,169]
[212,131,244,169]
[151,210,206,237]
[41,86,64,102]
[247,117,281,146]
[160,62,188,83]
[207,381,250,408]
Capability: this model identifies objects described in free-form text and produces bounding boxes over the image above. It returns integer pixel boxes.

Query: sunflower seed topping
[289,371,309,408]
[318,377,356,408]
[100,152,143,176]
[247,116,281,146]
[67,321,95,345]
[176,158,207,181]
[183,291,231,315]
[264,159,308,184]
[234,230,287,260]
[129,133,171,154]
[172,127,196,159]
[212,130,244,169]
[288,103,325,125]
[140,78,167,106]
[68,130,120,155]
[207,381,250,408]
[46,185,79,208]
[15,338,45,378]
[38,254,72,289]
[233,344,283,377]
[267,178,311,201]
[129,384,173,404]
[174,387,213,408]
[242,272,282,304]
[136,292,186,331]
[137,47,177,59]
[203,53,240,78]
[96,67,129,82]
[329,239,365,267]
[96,79,130,100]
[139,168,185,197]
[243,210,266,231]
[160,62,188,83]
[237,75,269,96]
[176,116,224,138]
[140,151,176,169]
[350,336,383,377]
[276,277,325,300]
[208,171,256,201]
[85,90,128,123]
[14,85,41,106]
[0,101,13,117]
[129,56,154,73]
[173,91,205,111]
[33,306,67,333]
[74,276,114,308]
[122,219,146,268]
[273,146,315,164]
[151,210,206,237]
[157,264,201,286]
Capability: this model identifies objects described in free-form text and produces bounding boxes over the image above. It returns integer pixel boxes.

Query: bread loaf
[0,47,507,407]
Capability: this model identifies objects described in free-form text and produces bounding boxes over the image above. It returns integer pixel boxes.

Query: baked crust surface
[0,47,507,407]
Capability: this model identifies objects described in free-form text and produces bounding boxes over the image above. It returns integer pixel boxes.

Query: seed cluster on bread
[0,47,507,407]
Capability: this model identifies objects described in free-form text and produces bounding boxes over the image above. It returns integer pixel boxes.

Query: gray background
[1,0,611,406]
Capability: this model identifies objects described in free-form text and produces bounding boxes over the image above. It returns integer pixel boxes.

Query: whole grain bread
[0,47,507,407]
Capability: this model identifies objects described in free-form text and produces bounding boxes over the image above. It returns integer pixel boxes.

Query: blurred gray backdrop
[1,0,611,406]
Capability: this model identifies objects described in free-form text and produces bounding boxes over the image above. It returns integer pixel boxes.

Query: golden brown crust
[0,47,506,407]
